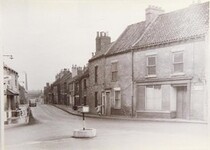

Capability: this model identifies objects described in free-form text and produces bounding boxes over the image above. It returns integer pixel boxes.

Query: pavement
[53,104,207,124]
[4,104,209,150]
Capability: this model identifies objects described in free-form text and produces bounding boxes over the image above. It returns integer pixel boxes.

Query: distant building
[4,64,19,124]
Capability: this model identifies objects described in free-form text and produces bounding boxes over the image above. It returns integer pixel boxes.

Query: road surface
[5,104,208,150]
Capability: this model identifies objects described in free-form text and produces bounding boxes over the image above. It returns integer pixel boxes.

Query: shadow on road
[39,135,74,142]
[28,112,41,125]
[5,113,41,130]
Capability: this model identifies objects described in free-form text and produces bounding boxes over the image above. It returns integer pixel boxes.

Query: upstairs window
[83,79,87,89]
[95,92,98,107]
[173,52,183,73]
[111,62,118,81]
[147,56,156,76]
[95,66,98,83]
[15,78,17,87]
[70,84,73,91]
[75,83,79,93]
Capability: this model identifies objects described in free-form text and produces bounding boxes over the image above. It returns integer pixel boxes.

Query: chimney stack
[95,31,111,52]
[145,5,164,26]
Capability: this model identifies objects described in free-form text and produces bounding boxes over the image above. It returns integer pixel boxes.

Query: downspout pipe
[131,49,134,117]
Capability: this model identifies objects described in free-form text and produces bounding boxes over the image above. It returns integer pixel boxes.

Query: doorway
[101,92,106,115]
[176,86,187,119]
[105,91,111,116]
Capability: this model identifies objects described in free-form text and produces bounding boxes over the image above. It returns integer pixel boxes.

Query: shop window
[145,85,162,110]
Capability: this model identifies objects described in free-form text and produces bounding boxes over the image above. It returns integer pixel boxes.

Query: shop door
[176,86,187,119]
[105,91,111,116]
[101,93,106,115]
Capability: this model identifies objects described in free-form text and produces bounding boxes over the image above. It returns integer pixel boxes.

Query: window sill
[171,72,185,76]
[145,75,157,78]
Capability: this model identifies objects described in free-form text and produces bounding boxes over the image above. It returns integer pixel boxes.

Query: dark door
[176,86,187,119]
[105,91,111,116]
[101,92,106,115]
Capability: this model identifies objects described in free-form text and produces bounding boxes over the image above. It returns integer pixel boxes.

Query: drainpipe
[131,49,134,117]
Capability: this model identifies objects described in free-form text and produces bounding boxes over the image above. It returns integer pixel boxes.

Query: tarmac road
[5,104,209,150]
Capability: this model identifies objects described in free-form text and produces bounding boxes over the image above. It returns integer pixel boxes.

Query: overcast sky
[1,0,208,90]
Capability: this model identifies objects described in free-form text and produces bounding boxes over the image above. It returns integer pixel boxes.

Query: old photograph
[0,0,209,150]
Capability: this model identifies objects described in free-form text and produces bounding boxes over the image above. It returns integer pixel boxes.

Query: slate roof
[106,2,209,55]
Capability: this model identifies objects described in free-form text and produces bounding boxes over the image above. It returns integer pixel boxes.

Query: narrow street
[5,104,208,150]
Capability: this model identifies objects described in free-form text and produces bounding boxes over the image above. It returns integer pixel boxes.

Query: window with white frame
[145,85,162,110]
[173,52,183,73]
[111,62,118,81]
[147,55,156,76]
[114,89,121,109]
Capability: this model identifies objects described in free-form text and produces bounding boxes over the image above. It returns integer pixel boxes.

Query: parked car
[29,99,37,107]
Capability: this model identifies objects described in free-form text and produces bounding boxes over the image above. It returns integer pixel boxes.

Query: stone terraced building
[44,2,209,121]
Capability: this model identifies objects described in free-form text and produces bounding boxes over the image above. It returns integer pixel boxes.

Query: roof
[89,42,113,62]
[4,64,18,75]
[134,2,209,48]
[106,21,146,55]
[106,2,209,55]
